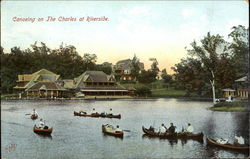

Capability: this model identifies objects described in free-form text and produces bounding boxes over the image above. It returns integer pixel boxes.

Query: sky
[1,1,249,73]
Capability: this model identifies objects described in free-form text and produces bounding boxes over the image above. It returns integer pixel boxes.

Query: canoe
[33,125,53,135]
[74,111,94,117]
[31,114,38,120]
[207,137,249,151]
[101,114,121,119]
[74,111,121,119]
[102,125,124,138]
[177,132,204,139]
[142,126,177,138]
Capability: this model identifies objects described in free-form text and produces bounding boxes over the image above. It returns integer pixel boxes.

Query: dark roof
[25,81,66,91]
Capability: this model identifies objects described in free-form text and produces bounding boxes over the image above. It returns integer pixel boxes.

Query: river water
[1,98,249,159]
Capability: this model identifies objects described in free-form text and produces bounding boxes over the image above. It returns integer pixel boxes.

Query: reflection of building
[235,76,248,99]
[14,69,67,98]
[74,71,131,96]
[114,59,144,82]
[222,88,236,98]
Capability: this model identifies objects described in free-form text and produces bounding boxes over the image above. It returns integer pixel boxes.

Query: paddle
[123,130,131,132]
[25,113,31,115]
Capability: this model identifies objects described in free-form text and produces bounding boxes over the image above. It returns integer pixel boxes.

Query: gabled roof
[24,69,60,88]
[75,71,116,88]
[222,88,236,92]
[26,81,66,91]
[235,76,247,82]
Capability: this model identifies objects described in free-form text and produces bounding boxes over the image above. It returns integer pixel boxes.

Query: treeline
[171,25,249,97]
[0,42,112,93]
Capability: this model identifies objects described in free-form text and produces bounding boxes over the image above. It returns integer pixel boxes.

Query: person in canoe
[32,109,38,116]
[39,118,45,129]
[91,108,97,115]
[115,125,122,133]
[185,123,194,133]
[149,125,155,132]
[108,108,113,115]
[159,124,167,134]
[216,138,229,144]
[167,123,176,133]
[26,109,38,116]
[234,135,245,145]
[79,110,87,115]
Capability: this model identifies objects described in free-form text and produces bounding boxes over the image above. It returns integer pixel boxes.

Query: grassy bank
[210,101,248,112]
[120,82,203,98]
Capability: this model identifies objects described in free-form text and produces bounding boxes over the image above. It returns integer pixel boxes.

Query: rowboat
[33,125,53,135]
[142,126,177,138]
[207,137,249,151]
[74,111,121,119]
[31,114,38,120]
[177,132,204,140]
[102,125,124,138]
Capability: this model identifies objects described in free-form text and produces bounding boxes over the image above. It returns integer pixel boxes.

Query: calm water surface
[1,98,249,159]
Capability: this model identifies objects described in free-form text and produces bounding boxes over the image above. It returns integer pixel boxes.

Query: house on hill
[114,59,144,82]
[74,71,131,96]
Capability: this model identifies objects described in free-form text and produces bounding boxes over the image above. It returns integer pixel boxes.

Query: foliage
[0,42,108,93]
[130,54,141,79]
[137,70,157,83]
[172,25,248,97]
[161,68,172,83]
[134,85,151,97]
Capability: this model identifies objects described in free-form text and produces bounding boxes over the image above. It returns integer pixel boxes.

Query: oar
[25,113,31,115]
[123,130,131,132]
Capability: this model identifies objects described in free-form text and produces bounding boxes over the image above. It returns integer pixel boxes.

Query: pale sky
[1,1,249,73]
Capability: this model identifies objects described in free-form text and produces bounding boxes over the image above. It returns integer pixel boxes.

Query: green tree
[131,54,140,79]
[228,25,249,78]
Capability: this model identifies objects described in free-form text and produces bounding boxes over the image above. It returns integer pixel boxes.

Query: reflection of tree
[232,112,249,143]
[202,113,216,138]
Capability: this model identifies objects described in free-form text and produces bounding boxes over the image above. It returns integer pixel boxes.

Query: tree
[161,69,172,83]
[131,54,140,79]
[138,70,157,83]
[83,53,97,70]
[228,25,249,78]
[187,32,226,103]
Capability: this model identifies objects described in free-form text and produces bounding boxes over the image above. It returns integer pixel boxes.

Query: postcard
[1,1,249,159]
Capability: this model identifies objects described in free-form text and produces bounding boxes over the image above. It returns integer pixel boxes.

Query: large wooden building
[74,71,130,96]
[14,69,66,98]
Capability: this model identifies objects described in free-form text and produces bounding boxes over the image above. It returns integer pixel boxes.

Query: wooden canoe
[33,125,53,135]
[142,126,177,138]
[100,114,121,119]
[74,111,121,119]
[102,125,124,138]
[177,132,204,139]
[207,137,249,151]
[31,114,38,120]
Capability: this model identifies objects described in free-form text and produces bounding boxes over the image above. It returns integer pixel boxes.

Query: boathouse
[14,69,67,98]
[74,71,130,96]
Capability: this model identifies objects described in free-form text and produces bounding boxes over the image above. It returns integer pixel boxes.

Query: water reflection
[35,133,53,140]
[1,99,249,159]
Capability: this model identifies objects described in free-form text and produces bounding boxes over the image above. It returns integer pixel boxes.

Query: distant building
[74,71,131,96]
[14,69,67,98]
[114,59,144,82]
[222,88,236,98]
[235,76,248,99]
